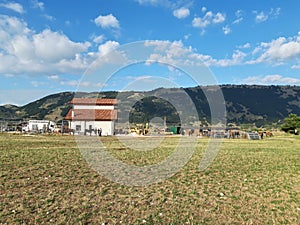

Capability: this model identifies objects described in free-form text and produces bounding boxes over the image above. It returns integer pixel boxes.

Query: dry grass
[0,133,299,224]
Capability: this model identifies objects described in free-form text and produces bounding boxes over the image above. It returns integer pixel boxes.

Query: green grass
[0,133,299,224]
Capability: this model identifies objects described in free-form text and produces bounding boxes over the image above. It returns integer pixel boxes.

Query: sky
[0,0,300,105]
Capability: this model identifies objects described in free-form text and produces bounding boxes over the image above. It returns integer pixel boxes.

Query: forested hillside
[1,85,299,126]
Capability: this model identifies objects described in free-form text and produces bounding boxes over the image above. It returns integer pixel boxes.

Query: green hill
[1,85,299,127]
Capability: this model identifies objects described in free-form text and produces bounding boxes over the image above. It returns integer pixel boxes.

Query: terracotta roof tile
[65,109,117,121]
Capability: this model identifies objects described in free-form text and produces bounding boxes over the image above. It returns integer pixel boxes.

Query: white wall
[28,120,49,131]
[70,120,115,136]
[73,105,115,110]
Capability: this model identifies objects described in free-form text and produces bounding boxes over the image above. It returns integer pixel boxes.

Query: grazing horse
[265,131,273,137]
[229,130,240,139]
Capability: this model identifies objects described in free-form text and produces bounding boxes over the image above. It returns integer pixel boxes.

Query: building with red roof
[65,98,117,136]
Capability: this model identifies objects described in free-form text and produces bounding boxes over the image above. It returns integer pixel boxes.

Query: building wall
[73,105,115,110]
[28,120,54,131]
[70,120,115,136]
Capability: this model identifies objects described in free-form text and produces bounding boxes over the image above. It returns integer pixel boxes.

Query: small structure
[22,120,56,133]
[65,98,117,136]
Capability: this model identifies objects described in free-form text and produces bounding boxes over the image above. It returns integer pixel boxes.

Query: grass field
[0,133,299,224]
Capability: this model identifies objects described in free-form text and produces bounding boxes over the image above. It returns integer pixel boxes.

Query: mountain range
[1,85,299,127]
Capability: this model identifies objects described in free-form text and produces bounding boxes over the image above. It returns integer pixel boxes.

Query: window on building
[32,124,38,131]
[76,125,81,131]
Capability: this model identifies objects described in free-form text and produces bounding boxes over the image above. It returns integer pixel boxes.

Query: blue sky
[0,0,300,105]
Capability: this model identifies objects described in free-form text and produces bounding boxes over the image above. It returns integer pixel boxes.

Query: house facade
[65,98,117,136]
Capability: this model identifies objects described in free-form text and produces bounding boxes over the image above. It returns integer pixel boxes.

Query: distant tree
[281,114,300,135]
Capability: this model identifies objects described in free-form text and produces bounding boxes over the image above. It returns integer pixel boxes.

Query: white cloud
[31,0,44,11]
[60,79,106,88]
[135,0,159,5]
[0,2,25,14]
[222,25,231,35]
[233,17,243,25]
[251,33,300,64]
[60,79,79,87]
[144,40,245,67]
[48,75,59,80]
[92,34,105,43]
[241,74,300,85]
[213,12,226,23]
[87,40,126,71]
[255,11,268,23]
[173,7,190,19]
[135,0,172,8]
[0,15,91,75]
[192,17,208,29]
[0,15,31,51]
[238,43,251,49]
[192,10,226,31]
[97,41,120,56]
[270,7,281,18]
[254,8,281,23]
[291,64,300,69]
[201,6,207,13]
[214,50,246,67]
[184,34,191,40]
[44,14,55,21]
[33,29,90,62]
[233,9,243,24]
[31,81,45,87]
[94,14,120,29]
[65,20,71,26]
[235,9,243,18]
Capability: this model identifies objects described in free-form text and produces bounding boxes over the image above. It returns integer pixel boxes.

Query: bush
[281,114,300,134]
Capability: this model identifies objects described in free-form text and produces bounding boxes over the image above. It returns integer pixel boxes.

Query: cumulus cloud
[31,0,44,11]
[255,11,268,23]
[213,50,246,67]
[222,25,231,35]
[0,2,25,14]
[144,40,245,67]
[33,29,90,62]
[94,14,120,29]
[173,7,190,19]
[241,74,300,85]
[0,14,249,77]
[0,15,91,75]
[192,10,226,32]
[97,41,120,56]
[254,8,281,23]
[250,32,300,64]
